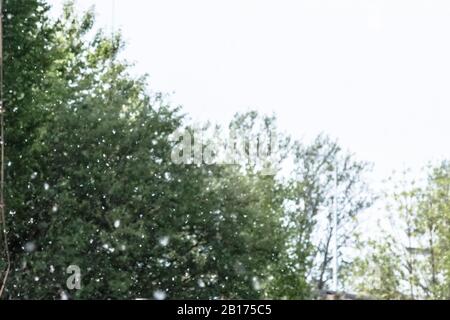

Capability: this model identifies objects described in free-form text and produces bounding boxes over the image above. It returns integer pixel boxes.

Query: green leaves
[3,0,376,300]
[348,163,450,300]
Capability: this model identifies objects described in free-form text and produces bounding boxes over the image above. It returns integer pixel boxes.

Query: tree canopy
[1,0,448,300]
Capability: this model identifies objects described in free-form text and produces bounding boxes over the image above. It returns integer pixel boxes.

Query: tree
[2,2,293,299]
[1,0,57,298]
[349,163,450,300]
[350,237,405,299]
[2,0,377,300]
[288,135,372,292]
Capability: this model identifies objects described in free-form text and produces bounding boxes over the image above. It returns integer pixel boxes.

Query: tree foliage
[1,1,375,299]
[349,163,450,300]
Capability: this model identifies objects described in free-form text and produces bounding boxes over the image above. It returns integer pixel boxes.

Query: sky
[49,0,450,185]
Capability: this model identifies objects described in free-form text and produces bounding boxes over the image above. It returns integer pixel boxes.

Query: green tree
[288,136,372,292]
[350,237,405,299]
[2,0,376,300]
[349,164,450,300]
[2,2,293,299]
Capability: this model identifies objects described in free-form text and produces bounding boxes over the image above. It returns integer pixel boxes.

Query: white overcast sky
[49,0,450,183]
